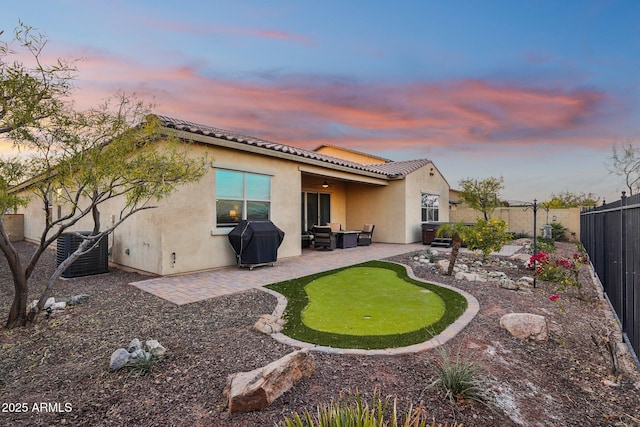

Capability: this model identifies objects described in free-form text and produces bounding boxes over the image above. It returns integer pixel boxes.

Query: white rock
[145,340,167,358]
[51,301,67,310]
[27,300,39,312]
[518,276,535,285]
[253,314,286,334]
[44,297,56,310]
[109,348,130,371]
[500,313,548,342]
[457,263,470,273]
[129,348,146,361]
[510,253,532,262]
[436,259,449,273]
[499,278,518,290]
[128,338,142,353]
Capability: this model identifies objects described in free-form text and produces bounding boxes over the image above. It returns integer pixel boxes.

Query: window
[216,170,270,227]
[421,193,439,222]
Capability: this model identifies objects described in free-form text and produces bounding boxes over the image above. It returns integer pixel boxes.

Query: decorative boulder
[109,338,167,371]
[436,259,450,273]
[253,314,286,335]
[44,297,56,310]
[146,340,167,358]
[128,338,142,353]
[511,253,532,263]
[515,277,534,290]
[499,278,518,290]
[500,313,549,342]
[224,349,315,413]
[110,348,130,371]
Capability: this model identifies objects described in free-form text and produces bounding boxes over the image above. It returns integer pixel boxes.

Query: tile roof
[155,115,431,179]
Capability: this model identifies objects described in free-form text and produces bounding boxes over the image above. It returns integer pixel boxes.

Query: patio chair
[312,225,336,251]
[357,224,375,246]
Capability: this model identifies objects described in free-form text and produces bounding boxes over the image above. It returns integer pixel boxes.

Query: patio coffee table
[335,231,359,249]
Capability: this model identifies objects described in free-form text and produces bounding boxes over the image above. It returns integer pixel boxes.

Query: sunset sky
[2,1,638,202]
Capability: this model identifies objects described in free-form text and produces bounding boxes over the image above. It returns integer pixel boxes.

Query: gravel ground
[1,241,639,426]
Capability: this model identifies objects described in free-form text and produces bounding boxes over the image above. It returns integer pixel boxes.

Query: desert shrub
[528,239,555,254]
[464,218,511,259]
[529,242,588,300]
[429,346,489,405]
[279,390,461,427]
[550,222,568,241]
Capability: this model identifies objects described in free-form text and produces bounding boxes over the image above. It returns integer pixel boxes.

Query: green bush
[279,390,461,427]
[550,222,568,241]
[464,218,511,259]
[529,239,555,254]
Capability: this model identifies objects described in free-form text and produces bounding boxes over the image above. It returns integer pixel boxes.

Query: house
[18,115,450,276]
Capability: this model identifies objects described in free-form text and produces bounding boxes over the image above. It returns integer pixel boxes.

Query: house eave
[166,128,395,181]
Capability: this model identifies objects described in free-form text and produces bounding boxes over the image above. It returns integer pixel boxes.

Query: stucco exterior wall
[405,163,450,242]
[450,206,581,239]
[110,144,304,275]
[345,180,405,243]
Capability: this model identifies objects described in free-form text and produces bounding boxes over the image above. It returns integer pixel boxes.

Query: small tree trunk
[446,239,461,276]
[1,227,29,328]
[6,272,28,328]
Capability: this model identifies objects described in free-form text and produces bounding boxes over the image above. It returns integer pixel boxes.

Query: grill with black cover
[227,220,285,269]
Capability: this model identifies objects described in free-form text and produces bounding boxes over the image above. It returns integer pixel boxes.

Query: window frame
[421,192,440,222]
[215,169,271,228]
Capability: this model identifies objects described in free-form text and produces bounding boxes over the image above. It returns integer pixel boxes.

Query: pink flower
[549,294,561,302]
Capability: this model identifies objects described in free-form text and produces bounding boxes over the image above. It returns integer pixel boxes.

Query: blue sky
[2,0,638,202]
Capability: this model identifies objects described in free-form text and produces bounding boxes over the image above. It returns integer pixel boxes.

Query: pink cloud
[19,47,614,156]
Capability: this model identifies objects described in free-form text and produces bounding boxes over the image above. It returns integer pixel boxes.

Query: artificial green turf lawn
[302,267,445,336]
[266,261,468,350]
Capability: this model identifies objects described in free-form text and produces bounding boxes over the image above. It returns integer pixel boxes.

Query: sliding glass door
[301,192,331,232]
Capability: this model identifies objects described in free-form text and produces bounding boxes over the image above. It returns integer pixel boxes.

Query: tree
[464,218,510,260]
[458,176,504,220]
[0,24,207,328]
[543,191,598,208]
[435,222,468,276]
[607,140,640,196]
[1,22,76,135]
